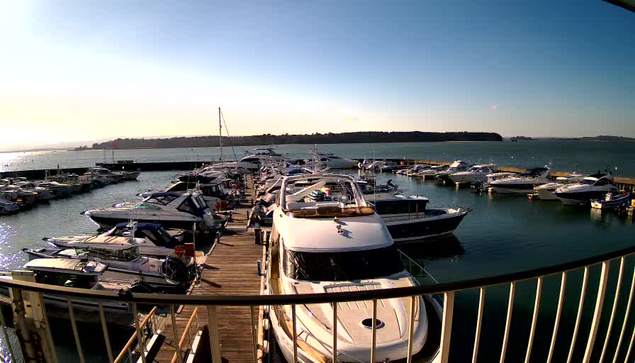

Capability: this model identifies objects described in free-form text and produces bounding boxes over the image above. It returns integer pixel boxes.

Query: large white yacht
[267,174,437,362]
[534,174,585,200]
[239,147,285,170]
[555,173,618,205]
[449,164,497,185]
[488,167,551,194]
[435,160,471,183]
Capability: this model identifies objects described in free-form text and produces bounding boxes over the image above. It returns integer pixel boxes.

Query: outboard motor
[161,256,191,286]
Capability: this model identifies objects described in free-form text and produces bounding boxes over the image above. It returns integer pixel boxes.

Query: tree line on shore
[85,131,503,150]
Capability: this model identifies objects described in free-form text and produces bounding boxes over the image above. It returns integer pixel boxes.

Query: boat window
[283,246,404,281]
[146,195,179,205]
[373,200,427,215]
[594,178,611,186]
[85,247,139,261]
[167,183,188,192]
[242,157,260,163]
[35,272,98,288]
[177,199,196,214]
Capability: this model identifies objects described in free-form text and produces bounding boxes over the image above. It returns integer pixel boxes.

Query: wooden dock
[154,182,265,363]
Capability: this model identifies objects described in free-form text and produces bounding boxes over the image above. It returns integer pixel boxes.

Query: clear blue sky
[0,0,633,149]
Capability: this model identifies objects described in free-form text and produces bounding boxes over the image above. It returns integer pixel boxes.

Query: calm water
[3,140,635,176]
[1,142,634,362]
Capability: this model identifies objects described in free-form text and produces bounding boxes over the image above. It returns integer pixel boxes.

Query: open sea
[1,140,634,362]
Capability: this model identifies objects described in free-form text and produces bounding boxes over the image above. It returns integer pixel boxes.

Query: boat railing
[3,244,635,362]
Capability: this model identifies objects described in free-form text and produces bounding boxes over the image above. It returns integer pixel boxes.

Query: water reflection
[0,223,21,270]
[397,235,465,261]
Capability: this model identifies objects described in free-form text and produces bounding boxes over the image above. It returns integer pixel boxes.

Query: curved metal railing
[2,243,635,362]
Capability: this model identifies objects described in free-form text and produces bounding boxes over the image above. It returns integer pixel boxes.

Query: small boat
[267,174,440,362]
[12,180,54,201]
[89,167,124,184]
[555,173,618,206]
[37,181,73,198]
[45,222,186,257]
[369,194,469,242]
[83,192,222,232]
[120,170,141,181]
[312,147,358,169]
[591,191,632,210]
[0,187,38,208]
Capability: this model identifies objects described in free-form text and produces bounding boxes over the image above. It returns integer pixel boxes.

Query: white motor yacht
[534,174,585,200]
[89,167,124,184]
[435,160,471,183]
[449,164,497,185]
[555,173,618,205]
[83,192,220,232]
[267,174,436,362]
[489,167,551,194]
[239,147,285,170]
[24,239,197,291]
[44,222,186,257]
[312,148,358,169]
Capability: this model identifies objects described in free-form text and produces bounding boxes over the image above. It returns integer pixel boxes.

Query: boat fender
[263,318,270,331]
[261,340,269,354]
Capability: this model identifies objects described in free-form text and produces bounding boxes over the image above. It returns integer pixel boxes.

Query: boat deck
[155,180,264,363]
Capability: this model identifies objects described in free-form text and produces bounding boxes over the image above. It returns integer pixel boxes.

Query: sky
[0,0,634,150]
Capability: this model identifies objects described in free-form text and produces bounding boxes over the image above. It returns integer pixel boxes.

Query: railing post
[99,300,114,363]
[472,288,485,363]
[500,282,515,363]
[612,264,635,363]
[599,257,625,363]
[333,302,338,363]
[524,277,543,363]
[406,296,416,363]
[291,305,298,363]
[170,305,183,363]
[132,303,147,363]
[567,266,589,363]
[371,299,377,363]
[67,299,86,363]
[440,291,455,363]
[207,306,222,363]
[0,296,17,363]
[250,306,257,363]
[547,272,567,363]
[582,260,610,363]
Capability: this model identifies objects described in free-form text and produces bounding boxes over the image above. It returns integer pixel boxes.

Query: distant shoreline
[80,131,504,150]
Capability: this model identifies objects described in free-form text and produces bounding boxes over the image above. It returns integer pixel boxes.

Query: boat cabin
[139,192,209,216]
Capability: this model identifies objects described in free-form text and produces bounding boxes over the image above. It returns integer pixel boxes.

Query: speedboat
[267,174,438,362]
[313,150,358,169]
[37,181,73,198]
[420,165,448,180]
[239,147,285,170]
[83,192,221,232]
[0,259,139,318]
[44,221,186,257]
[370,194,469,242]
[89,167,124,184]
[449,164,497,185]
[534,174,585,201]
[488,167,551,194]
[435,160,472,183]
[23,239,197,292]
[555,173,618,206]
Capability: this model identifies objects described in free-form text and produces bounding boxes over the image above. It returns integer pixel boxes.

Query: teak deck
[155,181,264,363]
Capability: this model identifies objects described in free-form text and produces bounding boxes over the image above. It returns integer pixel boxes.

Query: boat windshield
[82,247,139,262]
[283,246,404,281]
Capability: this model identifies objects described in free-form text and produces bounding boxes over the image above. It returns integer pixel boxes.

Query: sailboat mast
[219,107,223,163]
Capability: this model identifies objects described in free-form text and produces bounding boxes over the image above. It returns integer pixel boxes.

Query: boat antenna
[218,107,223,164]
[220,109,239,164]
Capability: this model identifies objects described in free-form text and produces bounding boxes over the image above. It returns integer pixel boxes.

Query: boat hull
[382,210,467,242]
[556,191,613,205]
[536,188,559,200]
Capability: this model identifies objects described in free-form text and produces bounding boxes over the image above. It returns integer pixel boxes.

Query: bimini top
[67,236,138,251]
[114,222,163,231]
[279,174,373,217]
[24,258,107,275]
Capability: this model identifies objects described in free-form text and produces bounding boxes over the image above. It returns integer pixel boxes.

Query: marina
[0,144,634,362]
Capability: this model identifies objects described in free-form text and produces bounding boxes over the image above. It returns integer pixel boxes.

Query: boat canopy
[25,258,106,275]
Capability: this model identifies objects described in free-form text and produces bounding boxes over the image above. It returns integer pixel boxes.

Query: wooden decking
[154,204,265,362]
